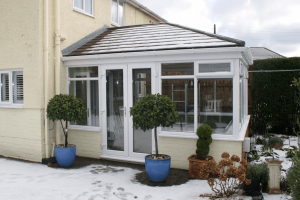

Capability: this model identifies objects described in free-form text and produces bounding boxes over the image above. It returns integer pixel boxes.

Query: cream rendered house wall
[124,3,159,25]
[0,0,45,162]
[0,0,161,162]
[159,137,242,170]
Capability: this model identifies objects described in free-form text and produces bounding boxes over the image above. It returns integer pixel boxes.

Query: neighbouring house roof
[124,0,167,22]
[64,23,245,57]
[250,47,285,60]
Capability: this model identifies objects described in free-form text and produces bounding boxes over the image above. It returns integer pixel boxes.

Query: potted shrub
[196,124,213,159]
[130,94,178,182]
[188,124,213,179]
[46,94,85,167]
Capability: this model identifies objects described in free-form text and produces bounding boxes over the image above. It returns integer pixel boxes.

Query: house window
[0,70,24,107]
[162,63,194,76]
[68,67,99,128]
[73,0,93,16]
[111,0,124,26]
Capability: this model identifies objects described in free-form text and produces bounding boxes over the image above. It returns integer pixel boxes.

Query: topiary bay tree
[46,94,85,147]
[196,124,213,159]
[130,94,179,158]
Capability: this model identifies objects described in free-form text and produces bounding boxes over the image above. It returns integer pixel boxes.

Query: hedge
[251,57,300,134]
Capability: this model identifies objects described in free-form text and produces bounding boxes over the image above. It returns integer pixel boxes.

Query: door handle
[86,108,89,117]
[120,107,126,115]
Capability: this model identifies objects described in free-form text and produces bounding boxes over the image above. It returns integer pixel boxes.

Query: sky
[137,0,300,57]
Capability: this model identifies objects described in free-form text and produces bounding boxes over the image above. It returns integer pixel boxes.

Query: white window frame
[158,59,241,141]
[73,0,94,17]
[111,0,124,26]
[67,66,100,132]
[196,59,234,78]
[0,69,24,108]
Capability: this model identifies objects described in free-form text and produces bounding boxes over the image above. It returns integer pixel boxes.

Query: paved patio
[1,155,190,187]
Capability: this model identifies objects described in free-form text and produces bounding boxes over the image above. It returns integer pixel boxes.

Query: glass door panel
[132,69,152,154]
[106,69,125,151]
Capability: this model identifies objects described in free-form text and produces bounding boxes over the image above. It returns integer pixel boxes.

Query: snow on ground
[0,157,290,200]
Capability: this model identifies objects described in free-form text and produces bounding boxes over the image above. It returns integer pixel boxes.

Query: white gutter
[55,0,61,145]
[62,47,252,62]
[44,0,50,158]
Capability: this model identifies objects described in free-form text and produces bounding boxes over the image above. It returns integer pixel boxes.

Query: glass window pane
[111,0,118,23]
[84,0,93,14]
[162,63,194,76]
[13,71,23,104]
[118,1,124,26]
[106,70,124,151]
[69,80,99,127]
[162,79,194,132]
[1,73,9,102]
[199,63,230,73]
[198,79,233,135]
[132,69,152,154]
[69,67,98,78]
[74,0,83,9]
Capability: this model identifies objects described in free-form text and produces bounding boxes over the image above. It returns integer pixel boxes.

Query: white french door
[101,63,156,161]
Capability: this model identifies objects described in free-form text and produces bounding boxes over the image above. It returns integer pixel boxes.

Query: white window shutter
[13,71,23,104]
[1,73,9,102]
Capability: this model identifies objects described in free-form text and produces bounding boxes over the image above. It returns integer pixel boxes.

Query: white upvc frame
[128,62,156,158]
[111,0,124,27]
[0,69,24,108]
[101,64,129,157]
[73,0,94,17]
[158,61,196,138]
[67,66,100,132]
[158,59,242,140]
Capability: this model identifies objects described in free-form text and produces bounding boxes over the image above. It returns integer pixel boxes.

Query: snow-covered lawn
[0,155,292,200]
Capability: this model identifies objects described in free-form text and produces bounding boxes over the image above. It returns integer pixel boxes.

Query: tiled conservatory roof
[65,23,245,57]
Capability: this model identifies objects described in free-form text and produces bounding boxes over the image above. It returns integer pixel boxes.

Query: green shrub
[269,137,284,147]
[196,124,213,159]
[46,94,85,147]
[130,94,178,157]
[246,162,269,192]
[287,157,300,199]
[203,120,217,129]
[280,176,291,194]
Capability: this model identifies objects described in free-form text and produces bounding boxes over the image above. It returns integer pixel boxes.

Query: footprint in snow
[144,195,153,200]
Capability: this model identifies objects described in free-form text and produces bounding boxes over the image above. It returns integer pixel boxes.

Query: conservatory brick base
[159,136,242,170]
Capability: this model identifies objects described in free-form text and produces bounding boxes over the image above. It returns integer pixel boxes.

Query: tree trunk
[65,121,68,147]
[154,126,158,158]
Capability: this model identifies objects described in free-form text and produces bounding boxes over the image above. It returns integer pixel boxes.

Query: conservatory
[62,23,253,169]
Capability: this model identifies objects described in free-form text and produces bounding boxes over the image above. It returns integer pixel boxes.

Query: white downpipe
[44,0,50,158]
[55,0,61,145]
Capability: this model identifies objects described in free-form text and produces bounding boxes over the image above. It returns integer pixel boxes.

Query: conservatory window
[0,70,23,107]
[68,67,99,127]
[73,0,93,16]
[161,63,194,76]
[198,79,233,135]
[199,63,230,73]
[111,0,124,26]
[161,79,194,133]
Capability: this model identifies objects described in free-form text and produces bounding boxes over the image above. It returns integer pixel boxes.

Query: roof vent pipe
[214,24,216,34]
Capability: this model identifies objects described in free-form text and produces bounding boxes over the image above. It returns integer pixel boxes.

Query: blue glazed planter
[55,145,76,167]
[145,154,171,182]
